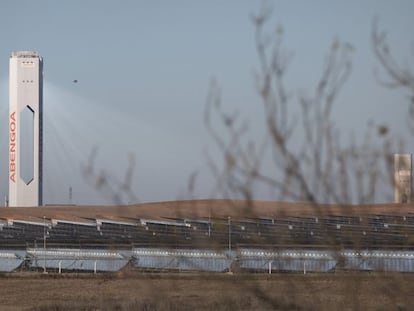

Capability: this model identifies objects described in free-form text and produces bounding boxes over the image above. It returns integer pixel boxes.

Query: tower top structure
[11,51,40,58]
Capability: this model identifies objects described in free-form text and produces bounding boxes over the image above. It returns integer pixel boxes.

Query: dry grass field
[0,271,413,310]
[0,199,412,222]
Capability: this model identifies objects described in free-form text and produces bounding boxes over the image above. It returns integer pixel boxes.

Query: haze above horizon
[0,1,413,205]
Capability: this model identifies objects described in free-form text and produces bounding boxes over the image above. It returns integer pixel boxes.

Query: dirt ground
[0,271,413,310]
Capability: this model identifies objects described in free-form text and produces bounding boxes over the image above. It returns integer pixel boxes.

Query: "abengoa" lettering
[9,112,16,182]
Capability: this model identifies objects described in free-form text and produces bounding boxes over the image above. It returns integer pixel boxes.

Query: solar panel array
[0,210,414,272]
[1,247,414,273]
[27,248,129,272]
[1,213,414,248]
[132,248,229,272]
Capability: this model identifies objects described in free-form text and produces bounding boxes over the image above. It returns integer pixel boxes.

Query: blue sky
[0,1,413,205]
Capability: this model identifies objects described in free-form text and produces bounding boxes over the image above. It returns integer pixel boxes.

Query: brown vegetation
[0,272,413,310]
[0,199,413,223]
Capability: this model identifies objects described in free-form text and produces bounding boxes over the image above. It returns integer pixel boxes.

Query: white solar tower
[9,51,43,207]
[394,154,412,204]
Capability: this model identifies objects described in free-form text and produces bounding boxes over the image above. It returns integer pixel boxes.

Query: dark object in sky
[378,125,388,136]
[73,79,78,83]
